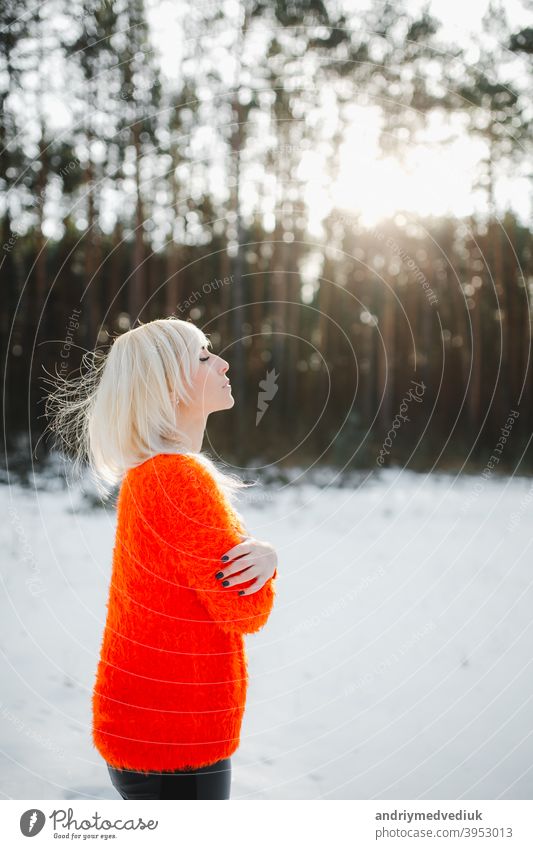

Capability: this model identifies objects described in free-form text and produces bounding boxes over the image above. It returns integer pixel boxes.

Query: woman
[45,316,278,800]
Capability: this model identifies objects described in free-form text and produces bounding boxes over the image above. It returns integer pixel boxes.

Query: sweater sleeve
[148,455,276,635]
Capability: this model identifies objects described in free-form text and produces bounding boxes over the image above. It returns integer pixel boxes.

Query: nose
[220,358,229,374]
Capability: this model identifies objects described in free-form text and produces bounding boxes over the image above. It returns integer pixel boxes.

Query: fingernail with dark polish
[221,555,229,561]
[215,571,224,579]
[222,580,230,587]
[238,590,245,595]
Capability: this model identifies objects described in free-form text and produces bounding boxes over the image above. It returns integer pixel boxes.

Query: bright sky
[142,0,532,230]
[31,0,532,240]
[411,0,527,41]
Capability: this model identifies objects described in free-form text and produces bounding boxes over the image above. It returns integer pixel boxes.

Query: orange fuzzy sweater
[91,452,277,772]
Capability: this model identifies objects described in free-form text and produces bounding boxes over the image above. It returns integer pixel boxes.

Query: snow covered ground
[1,462,532,800]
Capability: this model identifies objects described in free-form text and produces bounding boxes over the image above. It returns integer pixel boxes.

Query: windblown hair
[43,316,253,505]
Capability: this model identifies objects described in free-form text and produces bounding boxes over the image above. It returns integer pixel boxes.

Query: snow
[1,463,532,800]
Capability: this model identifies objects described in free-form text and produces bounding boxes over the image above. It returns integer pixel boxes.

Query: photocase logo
[20,809,45,837]
[376,378,426,466]
[256,368,279,425]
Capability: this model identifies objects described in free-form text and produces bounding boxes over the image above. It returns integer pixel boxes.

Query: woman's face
[189,343,234,415]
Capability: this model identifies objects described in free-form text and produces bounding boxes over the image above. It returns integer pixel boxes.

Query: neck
[176,409,208,453]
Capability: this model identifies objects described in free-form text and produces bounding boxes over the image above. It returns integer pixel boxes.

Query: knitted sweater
[91,452,277,772]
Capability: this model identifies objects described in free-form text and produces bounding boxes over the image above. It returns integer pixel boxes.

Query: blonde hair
[42,316,253,506]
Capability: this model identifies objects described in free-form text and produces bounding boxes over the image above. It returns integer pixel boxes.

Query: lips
[223,381,231,388]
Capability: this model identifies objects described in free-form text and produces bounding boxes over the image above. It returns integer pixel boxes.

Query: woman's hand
[216,533,277,595]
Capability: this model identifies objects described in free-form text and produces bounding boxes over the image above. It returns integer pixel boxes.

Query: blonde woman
[45,317,278,800]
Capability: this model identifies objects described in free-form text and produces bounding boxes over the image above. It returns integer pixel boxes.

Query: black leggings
[107,757,232,800]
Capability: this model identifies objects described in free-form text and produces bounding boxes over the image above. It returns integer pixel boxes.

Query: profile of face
[182,343,234,417]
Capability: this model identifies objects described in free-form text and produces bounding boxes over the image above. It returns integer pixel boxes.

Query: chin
[214,395,234,412]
